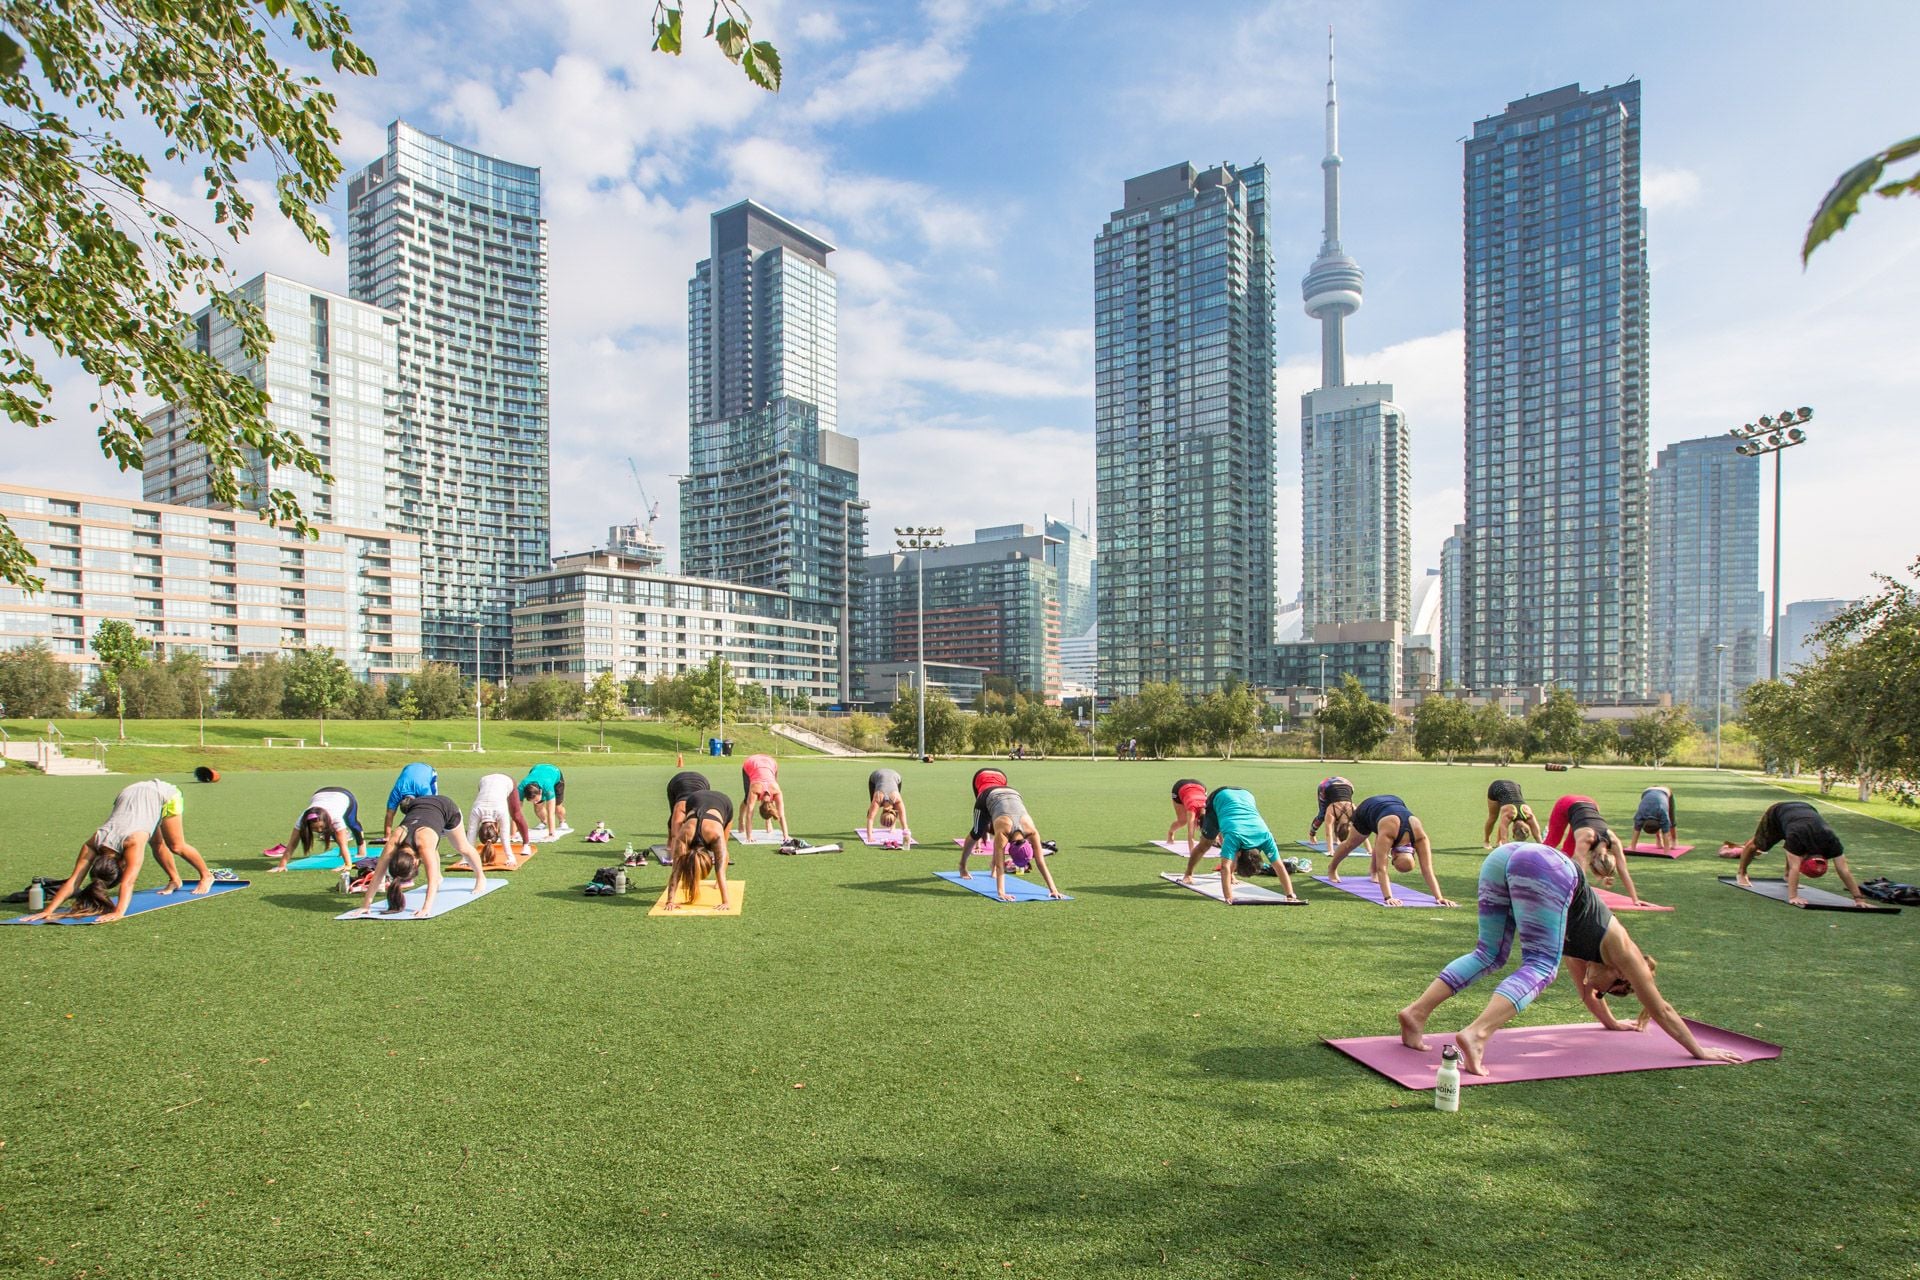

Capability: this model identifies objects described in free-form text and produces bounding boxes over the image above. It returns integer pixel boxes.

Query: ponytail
[387,849,419,913]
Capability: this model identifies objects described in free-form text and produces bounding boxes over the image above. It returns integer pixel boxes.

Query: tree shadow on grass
[1071,881,1187,901]
[257,891,356,915]
[842,876,949,897]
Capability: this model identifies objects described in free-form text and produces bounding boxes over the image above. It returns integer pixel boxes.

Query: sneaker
[624,851,647,867]
[211,868,239,881]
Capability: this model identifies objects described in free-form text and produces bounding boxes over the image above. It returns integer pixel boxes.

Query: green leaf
[714,17,748,60]
[1803,132,1920,264]
[745,39,781,91]
[0,32,24,80]
[653,7,683,55]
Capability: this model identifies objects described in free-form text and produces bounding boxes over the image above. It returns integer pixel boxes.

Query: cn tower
[1301,29,1363,389]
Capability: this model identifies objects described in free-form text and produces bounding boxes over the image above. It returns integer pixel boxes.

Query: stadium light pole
[1714,642,1726,770]
[894,526,946,759]
[1728,407,1812,680]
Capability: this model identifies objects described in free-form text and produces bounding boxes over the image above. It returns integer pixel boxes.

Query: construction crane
[626,458,662,537]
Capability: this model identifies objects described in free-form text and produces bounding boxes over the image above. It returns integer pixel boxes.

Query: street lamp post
[1728,407,1812,680]
[894,526,946,760]
[474,621,483,752]
[1714,642,1726,770]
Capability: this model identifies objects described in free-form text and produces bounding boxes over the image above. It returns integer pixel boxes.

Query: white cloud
[724,136,993,252]
[857,421,1093,549]
[1643,166,1703,210]
[800,37,967,123]
[793,12,844,44]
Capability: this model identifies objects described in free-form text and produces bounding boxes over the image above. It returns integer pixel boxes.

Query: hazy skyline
[12,0,1919,611]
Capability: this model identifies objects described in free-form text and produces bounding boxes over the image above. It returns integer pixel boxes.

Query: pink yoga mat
[1311,874,1452,909]
[1596,887,1672,912]
[1626,843,1692,858]
[1326,1019,1780,1089]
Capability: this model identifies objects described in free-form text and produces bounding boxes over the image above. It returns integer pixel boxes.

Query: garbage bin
[721,739,735,756]
[707,737,723,756]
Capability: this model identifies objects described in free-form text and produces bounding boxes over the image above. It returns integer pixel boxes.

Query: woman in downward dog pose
[663,789,734,913]
[351,794,488,919]
[467,772,532,866]
[1396,841,1742,1074]
[1544,794,1646,905]
[519,763,567,836]
[1308,775,1354,848]
[866,767,910,835]
[1327,794,1456,907]
[737,753,790,842]
[21,779,211,923]
[1180,786,1300,905]
[1631,785,1678,853]
[959,784,1063,902]
[1483,778,1541,848]
[1167,778,1209,847]
[266,786,363,873]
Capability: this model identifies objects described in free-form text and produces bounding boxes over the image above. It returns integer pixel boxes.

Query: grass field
[0,718,799,777]
[2,759,1917,1278]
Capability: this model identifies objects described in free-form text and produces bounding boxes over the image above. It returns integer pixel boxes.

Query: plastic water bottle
[1434,1045,1462,1112]
[624,841,634,859]
[336,868,354,895]
[612,868,628,895]
[27,882,44,912]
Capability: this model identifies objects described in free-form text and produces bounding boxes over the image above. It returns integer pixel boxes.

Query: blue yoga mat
[1311,874,1447,909]
[934,870,1070,902]
[7,879,250,925]
[1296,840,1329,853]
[334,876,507,921]
[286,848,364,871]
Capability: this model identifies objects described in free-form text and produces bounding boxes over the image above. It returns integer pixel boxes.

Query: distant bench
[580,744,612,754]
[443,741,483,752]
[262,737,306,748]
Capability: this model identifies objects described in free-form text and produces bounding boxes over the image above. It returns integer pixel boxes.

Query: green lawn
[0,717,799,776]
[2,760,1916,1278]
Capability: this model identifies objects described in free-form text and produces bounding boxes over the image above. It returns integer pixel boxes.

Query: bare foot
[1397,1005,1429,1050]
[265,864,288,874]
[1454,1025,1491,1076]
[158,881,183,896]
[192,877,214,896]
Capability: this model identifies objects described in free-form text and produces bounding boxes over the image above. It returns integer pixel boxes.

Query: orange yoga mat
[448,842,537,872]
[648,879,746,917]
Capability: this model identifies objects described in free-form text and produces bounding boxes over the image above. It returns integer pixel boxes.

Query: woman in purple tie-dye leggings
[1395,842,1741,1075]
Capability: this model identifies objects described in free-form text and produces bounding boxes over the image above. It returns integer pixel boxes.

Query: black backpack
[1860,877,1920,906]
[4,875,65,905]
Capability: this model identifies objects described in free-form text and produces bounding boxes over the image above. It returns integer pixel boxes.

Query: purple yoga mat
[1596,887,1672,912]
[1327,1019,1780,1089]
[1311,874,1451,908]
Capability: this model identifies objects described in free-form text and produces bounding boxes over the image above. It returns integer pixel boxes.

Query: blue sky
[18,0,1920,609]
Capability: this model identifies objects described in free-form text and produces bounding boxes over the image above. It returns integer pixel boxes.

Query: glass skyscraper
[1648,436,1763,710]
[1461,82,1649,701]
[1094,161,1275,697]
[681,201,863,703]
[346,121,549,676]
[1440,524,1465,690]
[142,273,401,533]
[855,525,1061,702]
[1044,514,1096,639]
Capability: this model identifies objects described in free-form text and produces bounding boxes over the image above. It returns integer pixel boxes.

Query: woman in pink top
[738,754,789,841]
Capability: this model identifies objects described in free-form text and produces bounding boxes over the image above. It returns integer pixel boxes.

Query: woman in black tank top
[1560,886,1743,1067]
[1483,779,1540,848]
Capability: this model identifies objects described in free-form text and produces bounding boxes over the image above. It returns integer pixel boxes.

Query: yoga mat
[7,879,250,925]
[455,843,537,872]
[1596,887,1672,912]
[647,879,745,917]
[1626,843,1692,859]
[1296,840,1329,853]
[285,848,365,871]
[1158,872,1303,905]
[1326,1019,1781,1089]
[777,843,842,856]
[648,844,673,859]
[1311,875,1447,909]
[1150,839,1195,855]
[734,830,788,845]
[526,824,573,842]
[934,870,1070,902]
[1718,876,1899,913]
[857,829,917,848]
[334,877,507,921]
